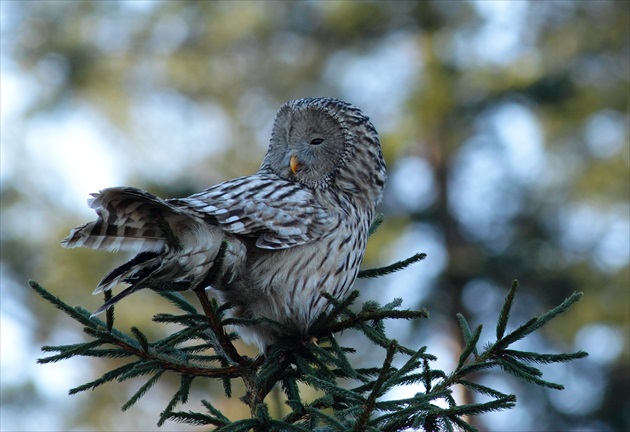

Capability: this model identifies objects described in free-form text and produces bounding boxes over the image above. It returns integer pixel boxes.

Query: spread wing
[170,175,340,249]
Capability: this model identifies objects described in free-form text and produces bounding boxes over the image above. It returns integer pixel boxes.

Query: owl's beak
[290,155,301,174]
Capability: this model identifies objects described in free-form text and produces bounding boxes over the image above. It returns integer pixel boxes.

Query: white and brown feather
[61,97,386,351]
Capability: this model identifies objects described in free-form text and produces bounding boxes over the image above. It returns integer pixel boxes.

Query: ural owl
[62,97,386,351]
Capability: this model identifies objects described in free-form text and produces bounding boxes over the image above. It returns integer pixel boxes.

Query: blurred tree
[1,1,627,431]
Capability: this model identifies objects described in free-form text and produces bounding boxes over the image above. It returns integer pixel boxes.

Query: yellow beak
[290,155,301,174]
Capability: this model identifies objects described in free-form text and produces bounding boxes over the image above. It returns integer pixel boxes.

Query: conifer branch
[104,289,115,331]
[122,370,165,411]
[494,291,583,350]
[30,257,587,431]
[354,341,398,431]
[358,253,426,279]
[496,280,518,339]
[368,213,385,236]
[193,242,250,367]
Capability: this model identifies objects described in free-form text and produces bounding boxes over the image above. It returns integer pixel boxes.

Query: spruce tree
[30,219,587,431]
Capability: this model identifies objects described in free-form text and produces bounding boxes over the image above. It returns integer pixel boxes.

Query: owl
[62,97,386,351]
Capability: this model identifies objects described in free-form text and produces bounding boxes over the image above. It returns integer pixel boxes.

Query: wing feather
[170,175,338,249]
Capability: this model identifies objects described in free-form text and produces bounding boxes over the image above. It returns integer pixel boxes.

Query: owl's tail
[61,187,197,315]
[61,187,186,253]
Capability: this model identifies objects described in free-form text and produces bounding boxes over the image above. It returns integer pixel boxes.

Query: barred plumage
[62,97,386,351]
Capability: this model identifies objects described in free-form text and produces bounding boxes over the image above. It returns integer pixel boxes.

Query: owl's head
[261,97,386,207]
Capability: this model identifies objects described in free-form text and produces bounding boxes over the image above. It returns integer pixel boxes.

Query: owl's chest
[246,211,370,296]
[214,209,372,334]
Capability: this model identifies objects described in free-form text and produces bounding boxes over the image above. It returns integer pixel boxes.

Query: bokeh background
[1,1,628,431]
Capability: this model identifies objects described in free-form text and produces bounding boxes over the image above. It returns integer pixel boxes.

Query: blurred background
[1,1,628,431]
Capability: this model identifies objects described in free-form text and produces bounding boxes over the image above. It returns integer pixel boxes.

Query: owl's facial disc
[284,110,347,185]
[264,100,353,188]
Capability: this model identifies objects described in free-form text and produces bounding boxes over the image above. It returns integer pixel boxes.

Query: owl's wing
[171,175,340,250]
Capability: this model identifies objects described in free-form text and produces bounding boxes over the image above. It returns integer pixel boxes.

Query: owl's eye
[310,138,324,145]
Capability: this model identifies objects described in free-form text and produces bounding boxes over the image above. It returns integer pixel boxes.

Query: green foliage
[357,253,427,279]
[29,266,586,431]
